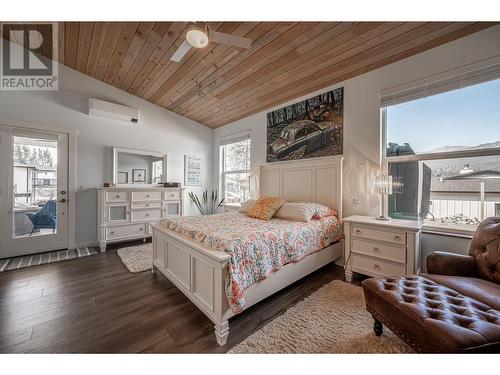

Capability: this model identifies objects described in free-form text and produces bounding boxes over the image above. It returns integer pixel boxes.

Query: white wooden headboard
[260,156,343,219]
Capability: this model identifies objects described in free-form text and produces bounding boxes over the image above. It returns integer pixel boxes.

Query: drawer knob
[145,213,149,217]
[146,194,150,198]
[373,264,381,270]
[115,195,120,198]
[110,231,115,234]
[139,227,143,231]
[146,203,149,207]
[394,235,402,241]
[355,229,362,234]
[373,247,380,253]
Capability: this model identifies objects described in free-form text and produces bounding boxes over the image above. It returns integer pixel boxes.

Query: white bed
[151,156,344,345]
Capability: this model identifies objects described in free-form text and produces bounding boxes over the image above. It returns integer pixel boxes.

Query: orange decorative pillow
[247,196,284,220]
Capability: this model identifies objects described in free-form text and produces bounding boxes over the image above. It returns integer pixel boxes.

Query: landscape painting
[266,87,344,162]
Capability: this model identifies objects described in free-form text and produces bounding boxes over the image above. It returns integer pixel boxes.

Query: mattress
[161,212,342,313]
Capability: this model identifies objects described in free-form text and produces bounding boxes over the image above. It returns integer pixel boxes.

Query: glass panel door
[107,205,129,222]
[0,126,69,258]
[165,202,180,216]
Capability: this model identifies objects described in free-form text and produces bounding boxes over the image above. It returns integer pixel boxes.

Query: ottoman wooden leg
[373,317,383,337]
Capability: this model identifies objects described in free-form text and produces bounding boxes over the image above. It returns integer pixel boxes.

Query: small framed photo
[132,169,147,183]
[117,171,128,184]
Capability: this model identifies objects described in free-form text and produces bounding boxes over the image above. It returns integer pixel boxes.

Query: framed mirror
[112,147,167,187]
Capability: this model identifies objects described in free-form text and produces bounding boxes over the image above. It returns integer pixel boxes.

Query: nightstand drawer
[351,225,406,245]
[351,238,406,263]
[351,254,406,277]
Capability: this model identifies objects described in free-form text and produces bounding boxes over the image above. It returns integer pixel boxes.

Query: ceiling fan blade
[209,30,252,49]
[170,40,192,62]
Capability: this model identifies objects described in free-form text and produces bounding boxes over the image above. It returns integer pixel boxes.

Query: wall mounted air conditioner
[88,98,140,124]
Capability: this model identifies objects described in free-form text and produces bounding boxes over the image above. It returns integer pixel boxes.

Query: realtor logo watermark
[1,22,58,90]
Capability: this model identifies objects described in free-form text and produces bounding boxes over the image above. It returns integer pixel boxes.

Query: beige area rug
[229,280,413,353]
[117,243,152,273]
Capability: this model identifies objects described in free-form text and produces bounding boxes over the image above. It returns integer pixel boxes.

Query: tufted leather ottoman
[362,275,500,353]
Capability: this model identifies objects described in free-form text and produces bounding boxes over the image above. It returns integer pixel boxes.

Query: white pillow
[238,199,257,213]
[274,202,316,222]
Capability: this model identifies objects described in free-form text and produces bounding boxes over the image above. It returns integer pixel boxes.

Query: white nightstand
[343,215,422,282]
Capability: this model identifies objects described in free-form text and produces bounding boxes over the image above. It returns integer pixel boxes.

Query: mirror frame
[112,147,167,187]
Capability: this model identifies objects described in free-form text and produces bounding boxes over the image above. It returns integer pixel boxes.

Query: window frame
[219,136,251,206]
[381,78,500,236]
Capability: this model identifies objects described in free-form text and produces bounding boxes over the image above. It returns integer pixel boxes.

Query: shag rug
[0,247,99,272]
[229,280,413,354]
[117,243,153,273]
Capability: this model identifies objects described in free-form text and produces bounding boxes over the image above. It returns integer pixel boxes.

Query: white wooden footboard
[152,223,343,346]
[152,224,232,345]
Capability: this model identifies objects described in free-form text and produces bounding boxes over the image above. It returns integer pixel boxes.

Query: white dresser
[343,215,422,282]
[97,187,183,251]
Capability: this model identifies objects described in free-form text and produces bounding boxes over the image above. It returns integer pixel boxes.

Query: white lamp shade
[375,175,393,195]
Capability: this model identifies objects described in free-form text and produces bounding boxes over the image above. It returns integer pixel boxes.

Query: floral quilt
[160,212,342,313]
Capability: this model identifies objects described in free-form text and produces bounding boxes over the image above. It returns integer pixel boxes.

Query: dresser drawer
[164,190,180,200]
[131,202,162,209]
[106,223,146,240]
[351,238,406,264]
[130,208,162,221]
[351,254,406,277]
[131,191,162,201]
[106,191,129,203]
[351,225,406,245]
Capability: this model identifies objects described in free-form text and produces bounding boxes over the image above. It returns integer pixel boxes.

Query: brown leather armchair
[362,217,500,353]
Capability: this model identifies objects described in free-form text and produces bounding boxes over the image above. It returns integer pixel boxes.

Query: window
[219,136,251,205]
[383,76,500,233]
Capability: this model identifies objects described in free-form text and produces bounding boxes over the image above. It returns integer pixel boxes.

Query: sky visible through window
[387,78,500,154]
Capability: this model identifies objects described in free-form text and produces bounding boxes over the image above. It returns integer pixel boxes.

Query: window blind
[218,130,251,146]
[380,56,500,107]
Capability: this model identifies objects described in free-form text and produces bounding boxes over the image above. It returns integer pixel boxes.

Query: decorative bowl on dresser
[97,187,183,251]
[343,215,422,282]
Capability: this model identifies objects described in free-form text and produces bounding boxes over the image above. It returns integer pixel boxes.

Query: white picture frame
[184,155,202,186]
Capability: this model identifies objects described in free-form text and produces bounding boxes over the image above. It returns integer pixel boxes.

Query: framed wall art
[184,155,202,186]
[266,87,344,162]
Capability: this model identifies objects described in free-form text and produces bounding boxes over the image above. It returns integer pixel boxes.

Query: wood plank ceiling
[2,22,497,128]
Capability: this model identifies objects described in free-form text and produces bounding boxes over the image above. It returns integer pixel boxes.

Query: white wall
[213,25,500,220]
[0,47,214,247]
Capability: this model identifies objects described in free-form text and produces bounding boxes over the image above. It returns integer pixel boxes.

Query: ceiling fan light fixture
[186,28,209,48]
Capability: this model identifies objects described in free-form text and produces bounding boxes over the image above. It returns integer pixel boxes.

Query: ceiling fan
[170,23,252,62]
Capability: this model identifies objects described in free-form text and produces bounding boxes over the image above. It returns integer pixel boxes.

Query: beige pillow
[238,199,257,213]
[274,202,316,222]
[247,196,284,220]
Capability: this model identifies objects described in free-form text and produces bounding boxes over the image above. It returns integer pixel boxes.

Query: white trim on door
[0,118,77,250]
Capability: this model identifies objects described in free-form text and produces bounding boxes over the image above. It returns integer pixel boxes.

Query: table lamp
[375,174,392,221]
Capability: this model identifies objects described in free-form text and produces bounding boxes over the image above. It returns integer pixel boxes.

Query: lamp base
[375,216,391,221]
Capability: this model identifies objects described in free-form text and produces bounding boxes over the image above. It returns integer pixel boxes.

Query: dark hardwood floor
[0,240,348,353]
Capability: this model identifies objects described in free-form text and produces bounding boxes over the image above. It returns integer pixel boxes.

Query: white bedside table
[343,215,422,282]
